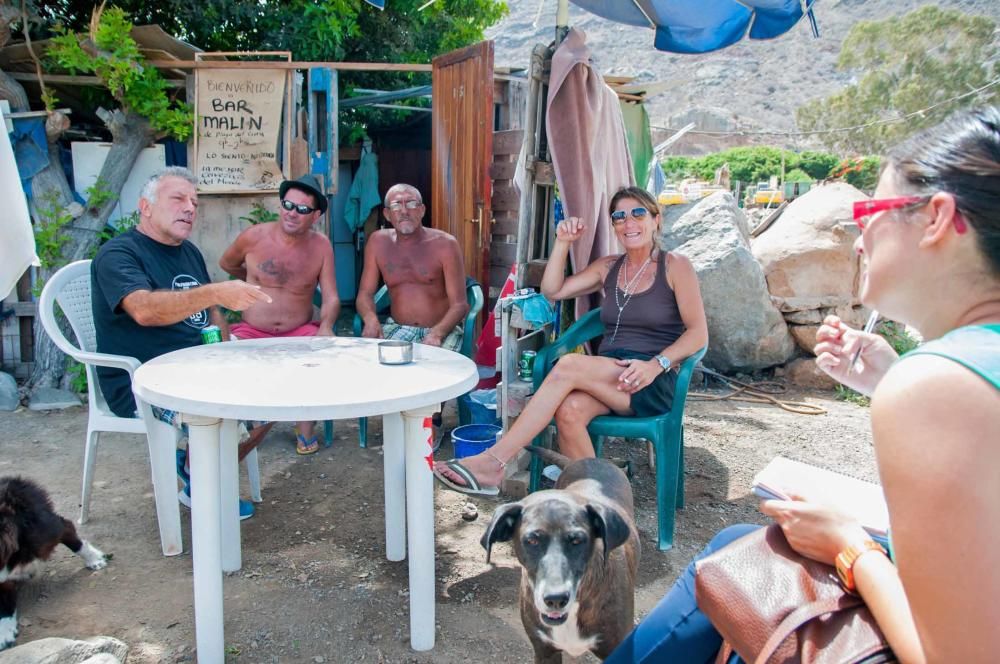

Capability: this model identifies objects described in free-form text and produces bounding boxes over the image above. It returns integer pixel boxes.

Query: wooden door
[431,41,494,290]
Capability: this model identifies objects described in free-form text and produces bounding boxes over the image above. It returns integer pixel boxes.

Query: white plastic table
[132,336,478,662]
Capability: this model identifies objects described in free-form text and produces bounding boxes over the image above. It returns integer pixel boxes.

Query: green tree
[796,151,840,180]
[662,147,802,185]
[784,168,812,183]
[661,155,695,180]
[831,156,882,191]
[4,3,193,392]
[796,6,999,154]
[38,0,508,140]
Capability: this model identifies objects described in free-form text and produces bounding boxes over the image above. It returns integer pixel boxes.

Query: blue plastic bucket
[457,390,500,427]
[451,424,501,459]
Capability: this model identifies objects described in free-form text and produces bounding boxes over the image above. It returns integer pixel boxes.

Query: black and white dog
[481,448,640,663]
[0,476,108,650]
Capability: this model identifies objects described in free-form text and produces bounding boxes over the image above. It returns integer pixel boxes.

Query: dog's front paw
[0,614,19,650]
[79,541,109,570]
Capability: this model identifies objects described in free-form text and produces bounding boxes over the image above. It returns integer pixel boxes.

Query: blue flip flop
[296,431,319,455]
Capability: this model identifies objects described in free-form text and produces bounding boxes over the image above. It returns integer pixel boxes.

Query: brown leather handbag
[694,525,896,664]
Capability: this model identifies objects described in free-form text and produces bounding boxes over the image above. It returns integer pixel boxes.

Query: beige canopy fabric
[546,27,635,316]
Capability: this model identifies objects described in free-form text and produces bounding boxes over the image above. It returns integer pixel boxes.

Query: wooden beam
[493,129,523,156]
[493,80,507,104]
[531,160,556,186]
[523,260,548,289]
[148,59,433,72]
[10,302,36,316]
[492,211,518,236]
[9,72,183,88]
[490,240,516,267]
[2,108,71,118]
[492,183,519,213]
[489,160,516,180]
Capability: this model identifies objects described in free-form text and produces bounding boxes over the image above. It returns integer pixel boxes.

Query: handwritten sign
[195,69,286,192]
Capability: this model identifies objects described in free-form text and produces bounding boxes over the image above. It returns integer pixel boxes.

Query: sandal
[295,431,319,455]
[433,459,499,496]
[432,451,505,497]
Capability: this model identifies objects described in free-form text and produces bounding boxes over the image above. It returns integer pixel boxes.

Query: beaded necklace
[611,252,653,342]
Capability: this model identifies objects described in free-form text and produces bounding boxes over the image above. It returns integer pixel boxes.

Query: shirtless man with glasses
[357,183,469,351]
[219,174,340,454]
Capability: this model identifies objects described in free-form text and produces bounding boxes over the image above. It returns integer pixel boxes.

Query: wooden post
[514,44,550,290]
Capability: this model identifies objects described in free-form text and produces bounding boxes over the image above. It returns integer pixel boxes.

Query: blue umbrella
[567,0,817,54]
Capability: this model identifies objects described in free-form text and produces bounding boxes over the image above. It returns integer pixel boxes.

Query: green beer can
[519,349,537,380]
[201,325,222,344]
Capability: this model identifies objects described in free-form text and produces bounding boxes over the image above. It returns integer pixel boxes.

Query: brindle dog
[481,448,639,662]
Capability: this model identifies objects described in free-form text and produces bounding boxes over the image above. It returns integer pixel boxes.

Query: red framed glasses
[852,196,929,231]
[852,195,967,233]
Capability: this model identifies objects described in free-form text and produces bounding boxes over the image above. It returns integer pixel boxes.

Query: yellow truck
[658,186,686,206]
[753,181,784,206]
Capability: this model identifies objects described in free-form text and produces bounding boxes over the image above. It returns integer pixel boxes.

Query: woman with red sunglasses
[606,108,1000,663]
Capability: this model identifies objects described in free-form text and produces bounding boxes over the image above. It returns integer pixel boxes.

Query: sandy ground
[0,387,876,663]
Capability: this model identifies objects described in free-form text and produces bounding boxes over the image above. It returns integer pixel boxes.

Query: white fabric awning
[1,120,39,298]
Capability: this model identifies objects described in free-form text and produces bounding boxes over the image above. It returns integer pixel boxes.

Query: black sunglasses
[281,199,318,215]
[610,207,649,225]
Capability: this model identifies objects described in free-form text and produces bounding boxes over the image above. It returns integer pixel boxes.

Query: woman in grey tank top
[434,186,708,495]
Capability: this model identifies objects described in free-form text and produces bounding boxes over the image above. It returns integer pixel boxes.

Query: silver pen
[848,310,880,374]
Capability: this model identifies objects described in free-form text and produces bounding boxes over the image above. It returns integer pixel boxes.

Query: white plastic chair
[38,260,261,556]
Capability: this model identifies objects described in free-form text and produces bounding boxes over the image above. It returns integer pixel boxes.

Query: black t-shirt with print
[92,228,212,417]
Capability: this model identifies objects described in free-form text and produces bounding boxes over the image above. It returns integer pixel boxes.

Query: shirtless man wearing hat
[220,174,340,454]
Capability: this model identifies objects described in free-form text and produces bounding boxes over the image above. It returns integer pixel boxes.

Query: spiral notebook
[752,456,890,547]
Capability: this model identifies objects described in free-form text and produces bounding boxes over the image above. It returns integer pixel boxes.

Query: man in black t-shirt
[92,167,273,517]
[92,167,271,417]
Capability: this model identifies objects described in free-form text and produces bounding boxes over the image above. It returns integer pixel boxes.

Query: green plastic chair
[343,277,484,448]
[527,308,707,550]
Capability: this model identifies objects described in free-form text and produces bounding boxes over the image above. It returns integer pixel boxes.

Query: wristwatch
[835,540,885,593]
[654,355,671,373]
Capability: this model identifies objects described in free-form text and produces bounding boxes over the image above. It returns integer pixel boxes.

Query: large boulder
[781,357,839,390]
[751,183,870,353]
[662,192,796,372]
[752,182,867,311]
[0,636,127,664]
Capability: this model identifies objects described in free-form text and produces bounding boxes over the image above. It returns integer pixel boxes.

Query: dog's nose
[543,591,570,611]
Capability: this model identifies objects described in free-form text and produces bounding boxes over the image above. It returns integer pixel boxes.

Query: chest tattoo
[258,258,291,285]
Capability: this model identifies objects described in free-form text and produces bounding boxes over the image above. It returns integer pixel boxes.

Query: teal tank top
[900,323,1000,389]
[886,324,1000,560]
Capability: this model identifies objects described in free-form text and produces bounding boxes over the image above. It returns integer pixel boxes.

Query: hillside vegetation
[487,0,1000,152]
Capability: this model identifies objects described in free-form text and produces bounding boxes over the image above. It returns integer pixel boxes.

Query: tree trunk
[67,109,153,260]
[2,11,158,393]
[0,69,28,110]
[25,108,155,392]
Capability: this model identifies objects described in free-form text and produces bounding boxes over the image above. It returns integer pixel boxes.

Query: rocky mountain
[485,0,1000,152]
